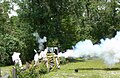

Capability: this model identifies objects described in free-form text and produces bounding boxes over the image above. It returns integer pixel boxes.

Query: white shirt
[34,53,39,62]
[39,48,48,60]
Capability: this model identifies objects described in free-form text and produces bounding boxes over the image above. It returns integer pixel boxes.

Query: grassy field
[0,65,12,77]
[43,58,120,78]
[1,58,120,78]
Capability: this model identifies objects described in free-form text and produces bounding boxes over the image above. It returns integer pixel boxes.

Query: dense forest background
[0,0,120,66]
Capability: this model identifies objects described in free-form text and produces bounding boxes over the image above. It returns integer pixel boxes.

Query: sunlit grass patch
[1,58,120,78]
[43,58,120,78]
[0,65,12,76]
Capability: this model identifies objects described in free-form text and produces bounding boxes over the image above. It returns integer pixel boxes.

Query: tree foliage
[0,0,120,65]
[0,0,35,65]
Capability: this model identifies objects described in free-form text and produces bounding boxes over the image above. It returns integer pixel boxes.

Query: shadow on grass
[70,68,120,72]
[66,58,85,63]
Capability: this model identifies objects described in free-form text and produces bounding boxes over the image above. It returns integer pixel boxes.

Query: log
[69,67,120,72]
[75,68,120,70]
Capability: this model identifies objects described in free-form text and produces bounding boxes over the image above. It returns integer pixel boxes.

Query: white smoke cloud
[58,49,74,58]
[33,32,47,51]
[58,31,120,66]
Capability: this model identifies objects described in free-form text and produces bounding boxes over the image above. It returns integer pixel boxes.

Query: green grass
[1,58,120,78]
[0,65,12,76]
[43,58,120,78]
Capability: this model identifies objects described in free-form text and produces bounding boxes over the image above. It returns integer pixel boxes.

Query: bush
[10,63,39,78]
[60,57,67,64]
[10,61,49,78]
[38,61,48,74]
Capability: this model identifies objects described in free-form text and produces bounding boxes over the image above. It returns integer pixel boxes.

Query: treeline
[0,0,120,66]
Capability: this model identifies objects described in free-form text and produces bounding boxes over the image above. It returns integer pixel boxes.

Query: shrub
[60,57,67,64]
[10,64,39,78]
[38,61,48,75]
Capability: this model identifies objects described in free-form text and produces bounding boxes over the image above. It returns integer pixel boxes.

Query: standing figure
[39,48,48,68]
[34,49,39,66]
[12,52,22,67]
[54,49,60,69]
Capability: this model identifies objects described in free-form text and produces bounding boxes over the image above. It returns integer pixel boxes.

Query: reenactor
[12,52,22,68]
[34,49,39,66]
[54,49,60,69]
[39,48,49,68]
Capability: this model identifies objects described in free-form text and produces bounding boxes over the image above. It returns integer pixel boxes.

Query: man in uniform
[39,48,49,68]
[12,52,22,68]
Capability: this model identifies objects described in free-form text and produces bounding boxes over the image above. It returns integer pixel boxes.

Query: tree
[12,0,80,50]
[1,0,120,66]
[0,0,36,65]
[0,0,12,65]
